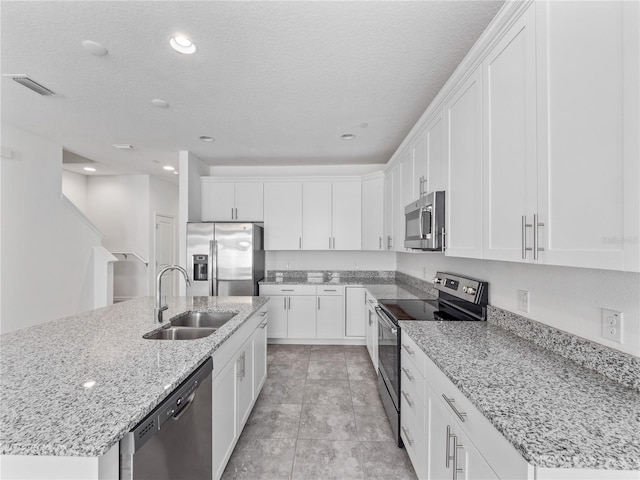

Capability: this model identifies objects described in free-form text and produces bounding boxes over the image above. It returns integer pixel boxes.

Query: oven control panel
[432,272,487,305]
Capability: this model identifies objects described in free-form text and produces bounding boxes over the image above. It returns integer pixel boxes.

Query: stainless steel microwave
[404,191,445,251]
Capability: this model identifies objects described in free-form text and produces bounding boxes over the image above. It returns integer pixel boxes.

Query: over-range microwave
[404,191,445,251]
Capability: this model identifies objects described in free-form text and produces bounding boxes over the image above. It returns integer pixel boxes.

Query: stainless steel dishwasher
[120,358,213,480]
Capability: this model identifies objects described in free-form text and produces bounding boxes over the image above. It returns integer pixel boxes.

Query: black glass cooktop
[378,297,484,324]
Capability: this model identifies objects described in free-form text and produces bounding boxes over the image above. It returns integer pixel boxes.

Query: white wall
[397,252,640,357]
[149,176,179,293]
[0,124,102,333]
[266,250,396,272]
[61,170,88,214]
[86,175,150,299]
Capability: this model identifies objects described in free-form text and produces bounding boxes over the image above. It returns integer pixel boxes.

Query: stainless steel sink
[143,326,217,340]
[169,311,236,328]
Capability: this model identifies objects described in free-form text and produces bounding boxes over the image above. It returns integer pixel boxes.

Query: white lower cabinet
[316,288,344,339]
[345,286,366,337]
[288,295,317,338]
[365,292,378,369]
[212,304,268,480]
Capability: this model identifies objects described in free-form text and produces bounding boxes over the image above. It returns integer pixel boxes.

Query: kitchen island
[0,295,268,479]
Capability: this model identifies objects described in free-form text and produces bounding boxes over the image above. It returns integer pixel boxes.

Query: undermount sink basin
[143,326,216,340]
[169,311,237,328]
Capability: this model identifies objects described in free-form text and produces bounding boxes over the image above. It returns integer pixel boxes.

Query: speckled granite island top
[399,321,640,470]
[0,295,268,457]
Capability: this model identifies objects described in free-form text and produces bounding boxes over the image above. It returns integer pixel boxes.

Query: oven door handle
[375,307,397,334]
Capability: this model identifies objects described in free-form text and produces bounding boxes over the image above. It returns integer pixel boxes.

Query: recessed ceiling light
[82,380,96,389]
[170,35,196,54]
[82,40,108,56]
[112,144,134,150]
[83,167,96,172]
[341,134,356,140]
[163,165,175,171]
[199,136,215,142]
[152,99,169,108]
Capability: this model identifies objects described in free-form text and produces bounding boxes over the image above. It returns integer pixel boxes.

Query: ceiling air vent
[3,74,57,96]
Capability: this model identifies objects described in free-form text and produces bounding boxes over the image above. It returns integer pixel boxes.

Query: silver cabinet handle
[235,207,238,219]
[333,237,335,249]
[317,297,320,310]
[299,237,302,250]
[379,236,382,249]
[453,435,463,480]
[534,213,544,260]
[387,235,392,249]
[446,425,455,468]
[368,317,373,326]
[259,310,267,316]
[402,343,415,356]
[442,394,467,422]
[401,426,414,446]
[283,297,287,310]
[280,289,294,292]
[288,297,291,309]
[260,321,267,329]
[231,207,234,219]
[401,390,414,407]
[523,215,533,258]
[323,289,337,292]
[401,366,415,381]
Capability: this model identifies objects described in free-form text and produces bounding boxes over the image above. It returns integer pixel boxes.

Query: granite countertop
[0,295,268,457]
[399,321,640,471]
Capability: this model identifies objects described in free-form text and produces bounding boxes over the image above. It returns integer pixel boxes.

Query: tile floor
[222,344,417,480]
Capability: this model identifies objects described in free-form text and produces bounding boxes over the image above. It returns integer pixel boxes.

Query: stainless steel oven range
[376,272,488,447]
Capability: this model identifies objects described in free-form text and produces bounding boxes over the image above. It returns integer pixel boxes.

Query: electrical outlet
[517,290,529,313]
[601,309,623,343]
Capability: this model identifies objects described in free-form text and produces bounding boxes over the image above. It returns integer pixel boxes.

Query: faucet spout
[155,265,191,323]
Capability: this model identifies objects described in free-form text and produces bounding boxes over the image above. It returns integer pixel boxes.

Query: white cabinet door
[536,0,639,271]
[332,180,362,250]
[400,149,415,209]
[345,287,366,337]
[362,175,384,250]
[202,181,235,221]
[234,182,264,221]
[266,295,288,338]
[393,162,405,252]
[413,131,428,198]
[426,109,446,193]
[302,182,332,250]
[483,5,537,263]
[253,317,268,394]
[212,357,238,480]
[287,295,317,338]
[445,67,483,258]
[383,171,394,251]
[365,296,378,370]
[316,295,344,339]
[236,339,254,429]
[264,182,303,250]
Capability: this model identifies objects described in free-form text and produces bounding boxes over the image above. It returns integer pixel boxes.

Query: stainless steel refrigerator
[186,223,264,296]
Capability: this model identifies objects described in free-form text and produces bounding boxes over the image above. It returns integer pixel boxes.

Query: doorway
[154,213,176,296]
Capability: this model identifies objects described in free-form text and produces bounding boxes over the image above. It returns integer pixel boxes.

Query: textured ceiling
[1,1,503,177]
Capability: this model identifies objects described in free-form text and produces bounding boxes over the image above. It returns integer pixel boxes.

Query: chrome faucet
[155,265,191,323]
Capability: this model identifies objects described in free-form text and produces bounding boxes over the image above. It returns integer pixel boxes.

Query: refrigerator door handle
[210,240,218,296]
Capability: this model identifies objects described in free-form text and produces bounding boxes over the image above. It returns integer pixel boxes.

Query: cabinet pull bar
[235,208,238,219]
[317,297,320,310]
[280,289,294,292]
[401,367,415,381]
[379,236,382,249]
[401,426,414,446]
[534,214,544,260]
[442,394,467,422]
[333,237,335,249]
[446,425,452,467]
[522,216,527,259]
[401,390,414,407]
[260,322,267,329]
[288,297,291,309]
[283,297,287,310]
[402,343,415,356]
[231,207,234,219]
[323,289,337,292]
[299,237,302,250]
[259,311,267,316]
[453,436,463,480]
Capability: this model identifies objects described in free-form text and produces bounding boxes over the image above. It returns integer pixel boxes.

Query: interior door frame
[153,212,176,296]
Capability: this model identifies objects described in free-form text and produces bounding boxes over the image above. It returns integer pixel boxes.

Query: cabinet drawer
[400,331,426,378]
[400,349,424,397]
[400,382,426,480]
[425,355,529,479]
[316,285,344,296]
[259,285,317,296]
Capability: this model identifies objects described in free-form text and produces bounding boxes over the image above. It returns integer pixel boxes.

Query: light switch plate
[601,308,623,343]
[517,290,529,313]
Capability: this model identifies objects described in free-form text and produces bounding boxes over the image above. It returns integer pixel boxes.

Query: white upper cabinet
[535,0,639,271]
[302,182,333,250]
[332,180,362,250]
[412,131,428,198]
[482,5,537,263]
[393,162,405,252]
[362,174,384,250]
[264,182,303,250]
[400,149,415,214]
[383,170,395,251]
[302,180,362,250]
[425,109,446,193]
[445,67,483,258]
[201,180,263,222]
